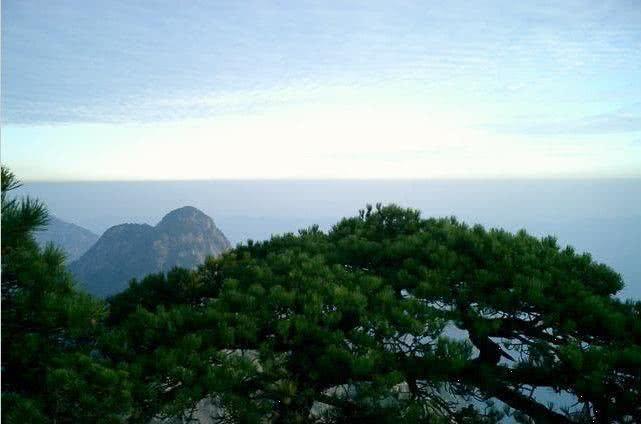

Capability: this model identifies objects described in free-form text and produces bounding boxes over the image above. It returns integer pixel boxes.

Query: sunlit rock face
[70,206,231,297]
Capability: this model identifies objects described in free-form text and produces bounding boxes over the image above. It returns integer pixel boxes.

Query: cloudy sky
[2,0,640,180]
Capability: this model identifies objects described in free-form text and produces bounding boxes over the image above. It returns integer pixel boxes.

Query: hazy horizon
[18,176,641,183]
[18,178,641,299]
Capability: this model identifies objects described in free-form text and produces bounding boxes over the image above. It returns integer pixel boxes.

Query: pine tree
[4,166,638,422]
[108,204,641,423]
[1,167,132,423]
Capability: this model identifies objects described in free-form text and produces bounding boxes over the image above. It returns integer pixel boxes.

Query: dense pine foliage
[1,168,131,423]
[3,168,640,423]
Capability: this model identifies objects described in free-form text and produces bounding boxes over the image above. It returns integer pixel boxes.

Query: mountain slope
[70,206,231,297]
[35,216,100,262]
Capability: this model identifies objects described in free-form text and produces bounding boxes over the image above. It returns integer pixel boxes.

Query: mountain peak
[102,223,153,237]
[164,205,205,217]
[156,206,217,235]
[159,206,210,224]
[35,216,99,262]
[70,206,231,297]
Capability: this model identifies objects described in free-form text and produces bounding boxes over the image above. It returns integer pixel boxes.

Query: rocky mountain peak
[70,207,231,297]
[156,206,214,233]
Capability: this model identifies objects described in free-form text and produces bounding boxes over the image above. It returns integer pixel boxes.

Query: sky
[2,0,641,180]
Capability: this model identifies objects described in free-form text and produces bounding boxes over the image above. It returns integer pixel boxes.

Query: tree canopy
[1,168,131,423]
[3,167,640,423]
[107,204,641,423]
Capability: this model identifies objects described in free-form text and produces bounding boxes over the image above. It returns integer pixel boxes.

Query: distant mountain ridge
[35,216,100,262]
[70,206,231,297]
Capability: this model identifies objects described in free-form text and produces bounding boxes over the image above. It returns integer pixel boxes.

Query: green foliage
[107,204,640,423]
[1,167,132,423]
[3,167,639,423]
